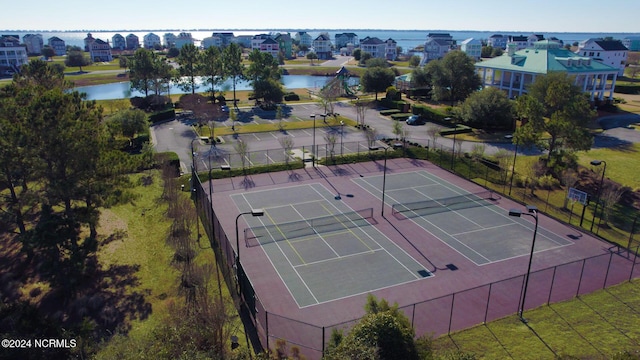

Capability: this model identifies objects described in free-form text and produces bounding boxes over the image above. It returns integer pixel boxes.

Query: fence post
[448,293,455,335]
[630,247,638,282]
[603,252,614,289]
[576,259,587,297]
[628,216,638,249]
[265,311,269,353]
[484,283,492,324]
[411,304,416,328]
[548,266,558,305]
[322,326,325,357]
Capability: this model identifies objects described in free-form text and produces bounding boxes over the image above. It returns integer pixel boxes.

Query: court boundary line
[289,203,341,259]
[353,170,573,266]
[292,247,385,269]
[308,184,425,281]
[238,192,320,307]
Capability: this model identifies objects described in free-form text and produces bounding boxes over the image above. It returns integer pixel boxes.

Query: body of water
[7,29,640,53]
[76,75,358,100]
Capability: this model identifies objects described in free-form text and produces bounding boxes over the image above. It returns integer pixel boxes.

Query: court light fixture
[508,204,539,323]
[235,209,265,302]
[589,160,607,233]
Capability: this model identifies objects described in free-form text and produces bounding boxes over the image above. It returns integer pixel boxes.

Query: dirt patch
[97,209,129,254]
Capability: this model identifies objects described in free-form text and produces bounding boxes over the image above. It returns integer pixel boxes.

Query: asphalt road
[151,102,639,173]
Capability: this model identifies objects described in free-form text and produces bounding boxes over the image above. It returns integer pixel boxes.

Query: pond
[75,75,359,101]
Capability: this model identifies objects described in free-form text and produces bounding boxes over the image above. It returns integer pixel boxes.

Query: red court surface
[207,158,638,357]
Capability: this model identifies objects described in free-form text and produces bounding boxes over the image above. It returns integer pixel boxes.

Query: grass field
[433,279,640,359]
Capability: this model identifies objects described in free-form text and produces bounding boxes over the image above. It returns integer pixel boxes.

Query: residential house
[174,32,194,48]
[527,34,545,48]
[275,33,293,59]
[335,32,359,48]
[258,38,279,58]
[143,33,161,49]
[507,35,529,50]
[460,38,482,60]
[232,35,252,47]
[475,40,619,101]
[47,36,66,56]
[385,38,397,60]
[622,36,640,51]
[548,37,564,47]
[89,38,112,62]
[125,34,139,50]
[577,38,628,76]
[487,34,507,49]
[111,34,125,50]
[0,35,28,71]
[360,36,386,59]
[421,34,454,65]
[312,34,332,60]
[251,34,271,51]
[22,34,43,55]
[211,32,234,46]
[202,35,224,48]
[84,33,95,51]
[163,33,177,48]
[294,31,312,48]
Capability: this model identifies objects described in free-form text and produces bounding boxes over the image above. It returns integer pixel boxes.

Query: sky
[2,0,639,33]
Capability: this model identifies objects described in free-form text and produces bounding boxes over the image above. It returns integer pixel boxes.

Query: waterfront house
[163,33,177,48]
[202,35,224,48]
[212,32,234,46]
[460,38,482,60]
[421,35,453,65]
[251,34,271,51]
[475,40,619,101]
[360,36,386,59]
[84,33,94,52]
[385,38,397,60]
[275,33,293,59]
[488,34,507,49]
[313,34,332,60]
[527,34,545,48]
[174,32,193,49]
[22,34,43,55]
[259,37,280,58]
[89,38,112,62]
[125,34,139,50]
[507,35,529,51]
[143,33,161,49]
[47,36,66,56]
[622,36,640,51]
[0,35,28,71]
[295,31,312,48]
[111,34,125,50]
[576,38,628,76]
[335,32,359,48]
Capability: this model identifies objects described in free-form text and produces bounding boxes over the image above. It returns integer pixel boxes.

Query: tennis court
[354,171,574,265]
[231,183,432,308]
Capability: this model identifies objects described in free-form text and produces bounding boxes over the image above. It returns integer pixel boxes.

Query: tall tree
[177,43,201,94]
[456,87,514,129]
[514,72,595,163]
[13,58,72,91]
[246,49,281,82]
[106,109,149,147]
[426,50,481,104]
[222,43,245,108]
[129,48,157,97]
[200,46,223,100]
[361,66,395,100]
[64,50,91,72]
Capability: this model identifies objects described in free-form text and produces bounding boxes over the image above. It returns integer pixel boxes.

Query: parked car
[406,115,425,125]
[220,105,229,113]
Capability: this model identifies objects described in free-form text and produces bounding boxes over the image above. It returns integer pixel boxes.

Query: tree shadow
[240,175,255,189]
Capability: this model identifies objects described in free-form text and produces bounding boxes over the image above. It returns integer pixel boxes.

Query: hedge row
[380,109,401,116]
[202,161,305,180]
[440,125,473,136]
[149,109,176,124]
[390,113,413,121]
[411,104,448,123]
[613,84,640,95]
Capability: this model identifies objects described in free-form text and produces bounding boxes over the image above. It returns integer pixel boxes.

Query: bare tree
[355,99,369,129]
[494,149,513,186]
[470,143,486,162]
[324,132,338,161]
[234,138,249,170]
[426,126,440,148]
[392,119,404,140]
[560,168,579,208]
[365,127,378,148]
[278,135,295,165]
[600,183,627,226]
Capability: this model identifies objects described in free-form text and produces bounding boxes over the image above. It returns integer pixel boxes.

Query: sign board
[568,187,588,205]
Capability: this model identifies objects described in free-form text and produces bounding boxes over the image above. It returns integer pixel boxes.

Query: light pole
[507,135,519,196]
[508,204,539,323]
[451,120,457,170]
[235,209,264,300]
[340,120,344,157]
[590,160,607,232]
[370,145,390,217]
[311,114,316,167]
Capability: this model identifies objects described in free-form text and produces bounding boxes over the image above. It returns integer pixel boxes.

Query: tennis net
[244,207,374,247]
[392,190,499,219]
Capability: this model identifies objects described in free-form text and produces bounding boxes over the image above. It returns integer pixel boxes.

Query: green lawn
[433,279,640,359]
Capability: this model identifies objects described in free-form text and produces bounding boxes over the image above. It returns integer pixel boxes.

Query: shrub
[380,109,401,116]
[149,109,176,124]
[390,113,413,121]
[284,93,300,101]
